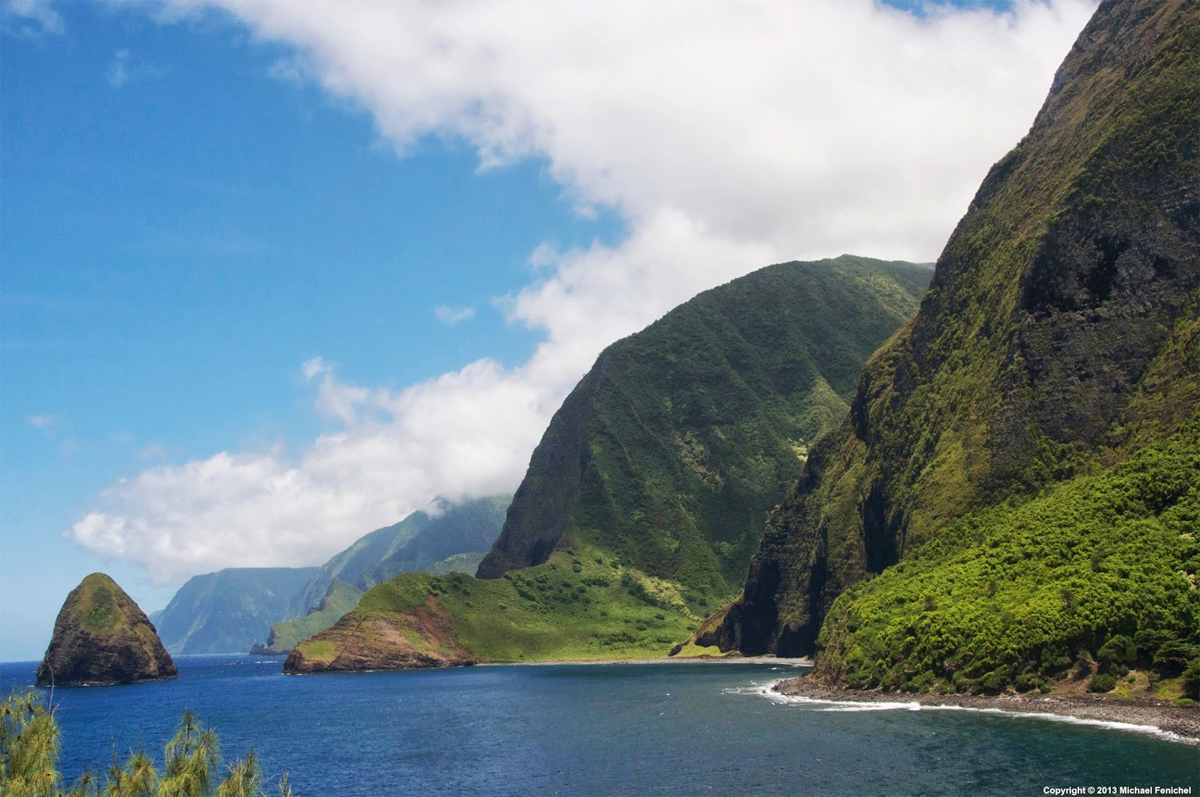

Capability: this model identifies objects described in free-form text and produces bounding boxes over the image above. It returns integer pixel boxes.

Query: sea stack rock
[37,573,178,686]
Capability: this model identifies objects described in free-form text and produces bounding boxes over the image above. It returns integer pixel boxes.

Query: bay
[1,657,1196,796]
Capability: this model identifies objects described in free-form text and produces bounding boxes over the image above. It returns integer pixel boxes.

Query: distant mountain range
[150,496,510,655]
[254,496,509,655]
[152,567,317,656]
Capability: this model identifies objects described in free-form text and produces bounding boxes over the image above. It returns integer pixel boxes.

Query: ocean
[1,656,1196,796]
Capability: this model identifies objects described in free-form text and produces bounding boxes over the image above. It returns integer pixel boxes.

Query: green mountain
[286,256,932,672]
[287,495,510,617]
[154,567,317,655]
[361,496,511,589]
[707,0,1200,697]
[253,578,364,655]
[426,552,488,576]
[478,256,931,596]
[253,497,510,654]
[37,573,177,686]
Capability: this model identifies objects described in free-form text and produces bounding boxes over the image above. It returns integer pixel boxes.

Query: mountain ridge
[708,0,1199,694]
[287,255,932,671]
[154,567,317,655]
[478,255,932,599]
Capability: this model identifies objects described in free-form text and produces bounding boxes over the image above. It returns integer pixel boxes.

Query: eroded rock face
[283,597,474,674]
[715,0,1200,657]
[37,573,177,686]
[475,255,932,603]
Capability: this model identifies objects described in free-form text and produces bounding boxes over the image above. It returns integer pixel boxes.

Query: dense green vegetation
[290,540,723,667]
[286,495,509,617]
[717,0,1200,664]
[1,691,290,797]
[815,421,1200,699]
[249,497,507,654]
[255,580,363,655]
[481,256,930,598]
[153,568,317,656]
[294,257,930,669]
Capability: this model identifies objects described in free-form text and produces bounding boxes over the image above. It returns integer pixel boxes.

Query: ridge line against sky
[1,0,1094,659]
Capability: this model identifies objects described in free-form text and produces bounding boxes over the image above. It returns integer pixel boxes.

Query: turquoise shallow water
[2,657,1196,796]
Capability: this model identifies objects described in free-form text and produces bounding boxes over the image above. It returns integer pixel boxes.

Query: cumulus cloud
[27,414,57,430]
[63,0,1097,582]
[71,359,549,582]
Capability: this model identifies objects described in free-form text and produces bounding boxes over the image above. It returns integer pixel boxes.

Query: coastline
[771,675,1200,745]
[478,655,813,668]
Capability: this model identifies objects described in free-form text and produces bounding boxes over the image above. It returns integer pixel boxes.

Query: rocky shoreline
[480,655,813,668]
[773,675,1200,745]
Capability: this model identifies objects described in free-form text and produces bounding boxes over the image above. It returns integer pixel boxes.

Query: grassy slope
[292,258,930,667]
[288,495,509,616]
[481,256,930,598]
[292,540,713,667]
[73,573,148,639]
[264,552,489,654]
[259,579,364,654]
[715,0,1200,663]
[567,257,931,600]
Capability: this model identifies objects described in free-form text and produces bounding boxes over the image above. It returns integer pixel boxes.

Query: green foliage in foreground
[0,691,290,797]
[815,421,1200,696]
[295,540,717,666]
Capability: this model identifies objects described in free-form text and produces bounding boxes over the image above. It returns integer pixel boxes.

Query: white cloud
[434,305,476,327]
[137,443,169,460]
[63,0,1097,583]
[107,48,131,86]
[27,414,57,429]
[2,0,63,35]
[301,356,330,381]
[70,359,548,582]
[104,48,164,88]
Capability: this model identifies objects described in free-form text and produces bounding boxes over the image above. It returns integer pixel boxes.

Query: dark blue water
[2,657,1196,796]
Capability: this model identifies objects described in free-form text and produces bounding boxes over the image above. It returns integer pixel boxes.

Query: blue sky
[0,0,1094,661]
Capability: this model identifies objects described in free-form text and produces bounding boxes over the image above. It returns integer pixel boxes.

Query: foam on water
[731,681,1188,744]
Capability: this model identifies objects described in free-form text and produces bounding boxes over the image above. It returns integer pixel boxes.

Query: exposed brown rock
[284,596,474,674]
[37,573,177,686]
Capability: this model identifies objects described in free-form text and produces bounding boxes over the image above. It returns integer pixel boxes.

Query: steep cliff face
[714,0,1200,658]
[252,579,364,656]
[287,495,509,618]
[478,256,931,606]
[154,567,317,655]
[359,496,509,590]
[283,574,484,673]
[37,573,177,686]
[288,257,931,672]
